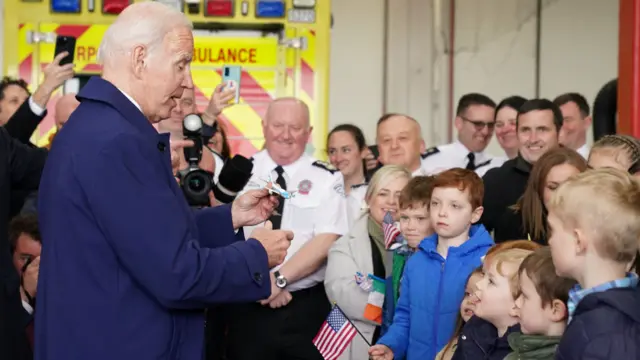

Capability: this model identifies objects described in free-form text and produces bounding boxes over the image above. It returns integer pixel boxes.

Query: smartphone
[54,35,77,66]
[221,65,241,104]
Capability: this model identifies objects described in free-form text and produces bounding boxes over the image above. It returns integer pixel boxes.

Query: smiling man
[421,93,500,176]
[479,99,562,233]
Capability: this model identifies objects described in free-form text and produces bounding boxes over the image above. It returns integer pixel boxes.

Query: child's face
[399,204,432,248]
[515,270,556,335]
[460,272,482,322]
[547,211,580,278]
[474,261,518,325]
[430,187,482,239]
[588,150,630,172]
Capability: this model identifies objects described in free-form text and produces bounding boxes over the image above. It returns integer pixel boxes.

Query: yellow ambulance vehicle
[2,0,331,158]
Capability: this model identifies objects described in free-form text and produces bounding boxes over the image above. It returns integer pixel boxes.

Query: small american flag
[313,306,357,360]
[383,211,401,249]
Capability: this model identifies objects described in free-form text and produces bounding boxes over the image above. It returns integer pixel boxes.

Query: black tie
[466,153,476,170]
[268,166,286,230]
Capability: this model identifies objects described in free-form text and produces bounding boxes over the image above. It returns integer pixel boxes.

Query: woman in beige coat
[324,165,411,360]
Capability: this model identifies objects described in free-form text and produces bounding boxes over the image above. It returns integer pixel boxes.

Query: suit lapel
[351,215,374,276]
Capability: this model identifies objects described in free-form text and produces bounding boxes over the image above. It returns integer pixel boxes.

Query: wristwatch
[274,271,288,289]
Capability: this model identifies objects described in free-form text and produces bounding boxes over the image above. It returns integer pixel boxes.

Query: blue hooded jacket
[376,224,494,360]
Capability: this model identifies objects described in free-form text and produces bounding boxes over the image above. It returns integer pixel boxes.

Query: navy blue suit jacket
[35,77,270,360]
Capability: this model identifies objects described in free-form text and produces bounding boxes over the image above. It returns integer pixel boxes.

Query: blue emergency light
[256,0,285,18]
[51,0,81,13]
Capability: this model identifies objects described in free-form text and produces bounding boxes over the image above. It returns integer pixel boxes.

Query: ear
[470,206,484,224]
[419,138,426,154]
[549,299,568,322]
[584,115,593,128]
[132,44,147,79]
[508,302,519,318]
[454,116,463,132]
[308,126,314,140]
[574,228,588,255]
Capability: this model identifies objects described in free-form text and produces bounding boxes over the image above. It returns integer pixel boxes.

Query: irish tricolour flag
[362,275,386,325]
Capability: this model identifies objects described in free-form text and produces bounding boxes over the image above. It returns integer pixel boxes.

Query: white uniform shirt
[420,141,501,176]
[577,144,590,159]
[241,150,349,291]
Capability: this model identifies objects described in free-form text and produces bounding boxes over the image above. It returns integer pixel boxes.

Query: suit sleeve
[85,135,270,309]
[479,168,500,232]
[195,205,246,248]
[3,98,46,145]
[377,264,411,359]
[4,128,46,192]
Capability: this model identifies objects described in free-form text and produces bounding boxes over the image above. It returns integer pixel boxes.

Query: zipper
[433,256,446,354]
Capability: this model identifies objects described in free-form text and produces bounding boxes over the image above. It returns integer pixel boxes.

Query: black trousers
[226,283,331,360]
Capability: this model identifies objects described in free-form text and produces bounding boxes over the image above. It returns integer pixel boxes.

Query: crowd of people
[1,2,640,360]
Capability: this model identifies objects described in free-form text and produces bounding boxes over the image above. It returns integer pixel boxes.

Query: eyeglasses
[461,116,495,131]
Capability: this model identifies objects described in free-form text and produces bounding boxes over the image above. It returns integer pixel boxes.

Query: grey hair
[97,1,192,66]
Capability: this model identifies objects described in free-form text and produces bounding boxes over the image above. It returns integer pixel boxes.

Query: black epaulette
[351,183,367,189]
[312,160,338,174]
[421,147,440,159]
[475,159,492,169]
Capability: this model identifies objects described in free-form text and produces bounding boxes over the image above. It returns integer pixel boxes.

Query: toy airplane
[260,173,298,199]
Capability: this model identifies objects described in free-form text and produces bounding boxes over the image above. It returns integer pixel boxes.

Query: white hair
[97,1,192,66]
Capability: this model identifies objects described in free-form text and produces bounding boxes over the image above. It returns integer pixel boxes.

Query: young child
[587,134,640,175]
[369,168,494,360]
[546,168,640,358]
[452,247,533,359]
[505,247,576,359]
[436,267,483,360]
[382,176,435,335]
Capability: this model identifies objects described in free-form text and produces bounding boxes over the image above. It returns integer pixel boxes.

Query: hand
[22,256,40,299]
[202,83,236,125]
[33,52,75,108]
[363,148,379,171]
[368,344,394,360]
[250,220,293,268]
[267,289,292,309]
[231,188,280,228]
[260,272,283,305]
[169,139,194,176]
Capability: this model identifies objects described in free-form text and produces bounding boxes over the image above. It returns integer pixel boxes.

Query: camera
[177,113,214,207]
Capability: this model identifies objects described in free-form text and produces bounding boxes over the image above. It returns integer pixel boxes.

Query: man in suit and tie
[35,3,293,360]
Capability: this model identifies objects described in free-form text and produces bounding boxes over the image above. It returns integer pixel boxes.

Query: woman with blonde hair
[324,165,411,360]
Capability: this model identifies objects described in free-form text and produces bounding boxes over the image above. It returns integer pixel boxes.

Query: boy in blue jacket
[546,169,640,360]
[368,168,494,360]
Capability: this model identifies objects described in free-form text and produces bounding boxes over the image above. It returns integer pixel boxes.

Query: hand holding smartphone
[221,65,241,104]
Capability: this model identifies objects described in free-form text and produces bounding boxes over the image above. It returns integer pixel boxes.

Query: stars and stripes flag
[383,211,401,249]
[313,305,358,360]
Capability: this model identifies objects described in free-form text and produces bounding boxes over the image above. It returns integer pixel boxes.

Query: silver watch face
[276,277,287,288]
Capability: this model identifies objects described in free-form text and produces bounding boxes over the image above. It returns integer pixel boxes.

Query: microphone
[212,155,254,204]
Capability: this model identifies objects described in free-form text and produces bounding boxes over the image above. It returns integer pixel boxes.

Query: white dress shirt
[577,143,590,159]
[240,150,350,291]
[420,141,501,176]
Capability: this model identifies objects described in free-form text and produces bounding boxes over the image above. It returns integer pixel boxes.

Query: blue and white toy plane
[260,173,298,199]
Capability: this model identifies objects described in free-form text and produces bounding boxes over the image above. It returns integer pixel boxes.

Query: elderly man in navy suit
[35,3,293,360]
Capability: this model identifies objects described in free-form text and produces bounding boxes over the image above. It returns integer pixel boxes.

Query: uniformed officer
[368,113,429,178]
[421,93,503,177]
[326,124,369,226]
[226,97,349,360]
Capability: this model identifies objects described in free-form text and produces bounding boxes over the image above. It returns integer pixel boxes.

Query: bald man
[54,93,79,130]
[35,3,293,359]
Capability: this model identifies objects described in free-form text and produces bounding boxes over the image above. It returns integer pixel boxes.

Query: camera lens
[183,170,212,198]
[188,176,205,192]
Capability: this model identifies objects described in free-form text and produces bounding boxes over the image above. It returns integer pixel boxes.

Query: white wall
[328,0,619,156]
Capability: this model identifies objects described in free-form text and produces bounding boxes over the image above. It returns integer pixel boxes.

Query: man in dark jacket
[0,127,47,360]
[480,99,562,234]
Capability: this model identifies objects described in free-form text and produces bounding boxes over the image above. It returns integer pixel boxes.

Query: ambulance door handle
[279,37,307,51]
[26,31,57,44]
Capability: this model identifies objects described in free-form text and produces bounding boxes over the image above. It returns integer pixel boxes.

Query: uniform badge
[298,179,313,195]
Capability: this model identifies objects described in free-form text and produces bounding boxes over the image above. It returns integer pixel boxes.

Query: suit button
[253,272,263,283]
[157,142,166,152]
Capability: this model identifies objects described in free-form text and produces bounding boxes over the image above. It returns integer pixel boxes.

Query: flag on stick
[362,275,385,324]
[383,212,401,249]
[313,305,358,360]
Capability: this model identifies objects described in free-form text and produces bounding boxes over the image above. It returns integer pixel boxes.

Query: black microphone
[212,155,254,204]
